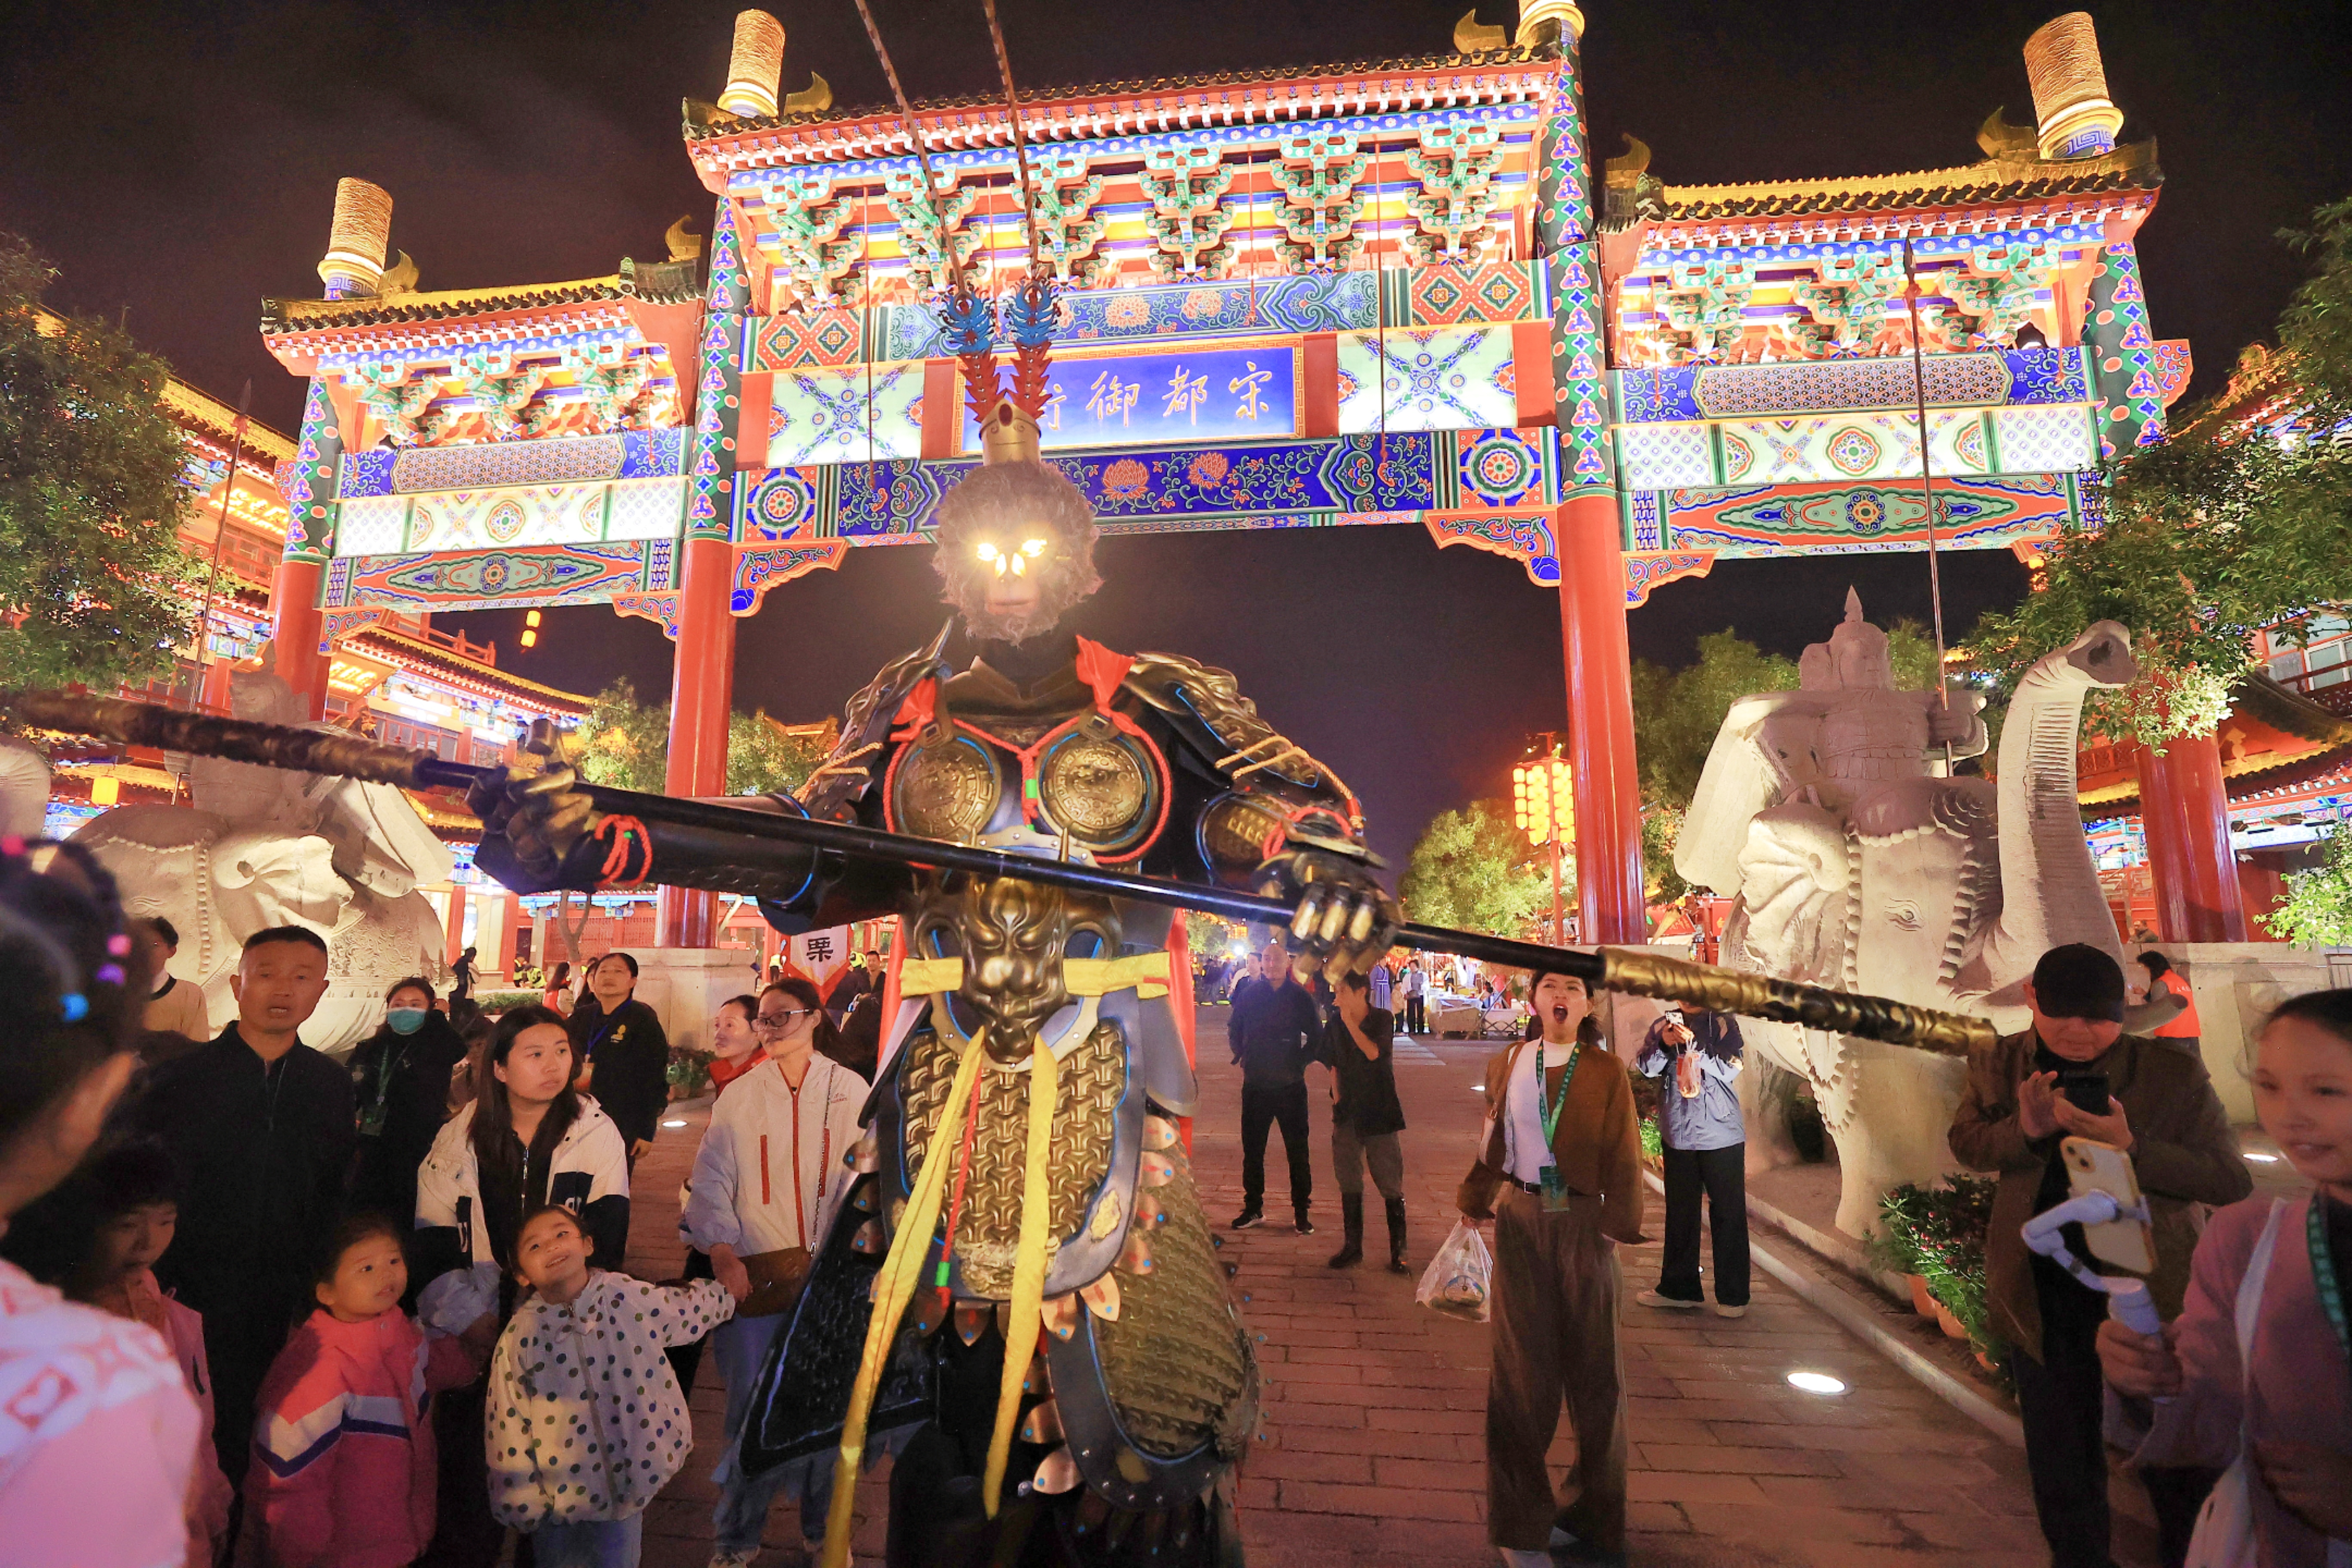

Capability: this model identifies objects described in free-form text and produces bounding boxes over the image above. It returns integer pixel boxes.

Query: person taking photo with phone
[1949,943,2252,1568]
[1632,1006,1749,1317]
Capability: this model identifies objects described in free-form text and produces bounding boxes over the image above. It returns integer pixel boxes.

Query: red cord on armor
[933,1063,986,1308]
[594,815,653,889]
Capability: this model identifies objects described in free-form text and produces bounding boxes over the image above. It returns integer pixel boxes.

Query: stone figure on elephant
[1675,590,2136,1235]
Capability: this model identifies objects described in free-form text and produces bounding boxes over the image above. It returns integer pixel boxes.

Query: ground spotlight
[1787,1372,1847,1396]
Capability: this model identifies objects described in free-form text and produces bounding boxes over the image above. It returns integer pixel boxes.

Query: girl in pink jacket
[243,1216,489,1568]
[2100,989,2352,1566]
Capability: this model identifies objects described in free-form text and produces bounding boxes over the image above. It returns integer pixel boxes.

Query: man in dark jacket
[130,925,354,1477]
[1318,969,1409,1272]
[567,950,670,1164]
[1949,943,2251,1568]
[1226,943,1324,1233]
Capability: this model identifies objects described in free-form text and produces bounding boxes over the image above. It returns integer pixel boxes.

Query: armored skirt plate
[890,1017,1142,1302]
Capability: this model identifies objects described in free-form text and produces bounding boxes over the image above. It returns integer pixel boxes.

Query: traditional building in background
[249,3,2198,954]
[40,346,596,988]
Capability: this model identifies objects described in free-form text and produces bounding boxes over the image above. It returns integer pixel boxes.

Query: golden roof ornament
[318,177,392,299]
[1452,8,1507,51]
[2024,12,2124,160]
[720,10,785,118]
[783,73,833,115]
[1516,0,1584,45]
[664,216,703,262]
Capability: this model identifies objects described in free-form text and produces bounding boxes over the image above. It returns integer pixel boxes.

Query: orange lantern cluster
[1511,754,1574,847]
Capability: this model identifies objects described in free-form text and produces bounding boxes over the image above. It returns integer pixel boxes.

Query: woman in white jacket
[682,976,867,1568]
[414,1004,632,1292]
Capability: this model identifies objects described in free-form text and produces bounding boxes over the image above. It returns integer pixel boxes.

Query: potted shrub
[1868,1182,1938,1315]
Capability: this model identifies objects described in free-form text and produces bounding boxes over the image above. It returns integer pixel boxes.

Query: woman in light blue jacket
[1632,1009,1749,1317]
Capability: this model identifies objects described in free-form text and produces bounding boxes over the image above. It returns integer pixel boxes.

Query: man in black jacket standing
[566,950,670,1169]
[1227,942,1325,1234]
[131,925,354,1477]
[1320,969,1410,1272]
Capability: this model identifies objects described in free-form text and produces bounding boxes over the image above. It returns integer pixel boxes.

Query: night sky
[8,2,2348,864]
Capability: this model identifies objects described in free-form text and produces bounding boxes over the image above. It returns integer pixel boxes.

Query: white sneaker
[1635,1289,1702,1310]
[1714,1302,1748,1319]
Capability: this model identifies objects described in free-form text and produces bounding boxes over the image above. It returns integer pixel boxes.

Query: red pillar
[271,559,331,720]
[442,885,467,970]
[2135,732,2247,943]
[198,655,236,715]
[658,536,737,948]
[1556,495,1648,946]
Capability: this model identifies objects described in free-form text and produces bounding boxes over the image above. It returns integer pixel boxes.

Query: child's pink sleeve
[423,1328,483,1393]
[245,1330,350,1568]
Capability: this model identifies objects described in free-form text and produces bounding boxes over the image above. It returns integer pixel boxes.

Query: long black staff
[4,688,1994,1056]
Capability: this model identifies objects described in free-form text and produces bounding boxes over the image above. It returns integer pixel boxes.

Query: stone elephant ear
[1734,802,1850,986]
[211,829,350,938]
[0,734,51,841]
[1677,690,1827,893]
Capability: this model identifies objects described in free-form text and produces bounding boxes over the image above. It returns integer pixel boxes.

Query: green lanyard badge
[1533,1039,1579,1211]
[2312,1195,2351,1369]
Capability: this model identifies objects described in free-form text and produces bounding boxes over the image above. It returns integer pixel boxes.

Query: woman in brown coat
[1458,967,1646,1568]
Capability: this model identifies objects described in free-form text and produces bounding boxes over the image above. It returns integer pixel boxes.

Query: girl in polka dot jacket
[485,1206,742,1564]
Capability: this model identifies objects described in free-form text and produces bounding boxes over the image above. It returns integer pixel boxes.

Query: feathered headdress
[937,270,1059,466]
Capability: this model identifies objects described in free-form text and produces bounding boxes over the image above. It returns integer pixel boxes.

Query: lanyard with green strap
[1532,1038,1579,1210]
[2312,1194,2351,1368]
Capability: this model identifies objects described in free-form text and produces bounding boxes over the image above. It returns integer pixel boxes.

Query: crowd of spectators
[3,828,2347,1568]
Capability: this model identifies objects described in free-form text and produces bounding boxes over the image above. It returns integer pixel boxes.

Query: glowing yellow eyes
[974,539,1050,577]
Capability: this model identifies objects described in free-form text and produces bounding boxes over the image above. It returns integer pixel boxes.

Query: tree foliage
[1399,797,1553,939]
[2263,827,2352,946]
[1970,196,2352,747]
[0,234,199,689]
[575,677,825,798]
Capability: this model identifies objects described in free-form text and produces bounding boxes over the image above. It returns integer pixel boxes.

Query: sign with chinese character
[788,926,852,995]
[962,343,1300,453]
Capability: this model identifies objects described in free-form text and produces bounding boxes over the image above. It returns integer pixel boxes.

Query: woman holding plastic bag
[1455,966,1646,1568]
[2098,989,2352,1567]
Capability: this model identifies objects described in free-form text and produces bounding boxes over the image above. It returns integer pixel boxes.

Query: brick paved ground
[621,1013,2163,1567]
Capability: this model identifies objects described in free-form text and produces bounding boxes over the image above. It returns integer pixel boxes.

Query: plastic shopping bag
[1416,1219,1493,1323]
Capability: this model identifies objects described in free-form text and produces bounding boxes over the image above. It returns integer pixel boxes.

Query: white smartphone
[2061,1136,2156,1276]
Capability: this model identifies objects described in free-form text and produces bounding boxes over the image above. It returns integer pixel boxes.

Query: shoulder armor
[1122,650,1318,792]
[796,622,955,819]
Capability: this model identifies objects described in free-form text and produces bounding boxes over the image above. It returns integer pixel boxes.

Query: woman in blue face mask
[348,976,469,1256]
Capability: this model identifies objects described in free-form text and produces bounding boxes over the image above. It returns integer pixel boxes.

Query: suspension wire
[1902,236,1956,764]
[850,0,970,301]
[979,0,1044,275]
[1375,140,1389,475]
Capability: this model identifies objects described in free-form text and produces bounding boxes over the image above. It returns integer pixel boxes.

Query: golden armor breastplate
[888,708,1166,860]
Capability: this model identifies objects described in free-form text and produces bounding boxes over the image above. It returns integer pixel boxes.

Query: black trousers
[1239,1080,1312,1214]
[2014,1261,2118,1568]
[1657,1143,1749,1307]
[1403,995,1426,1033]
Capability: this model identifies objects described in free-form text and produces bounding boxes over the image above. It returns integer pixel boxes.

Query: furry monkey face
[931,462,1102,645]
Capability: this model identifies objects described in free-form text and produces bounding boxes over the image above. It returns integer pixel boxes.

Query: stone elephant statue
[1677,594,2135,1235]
[67,662,453,1053]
